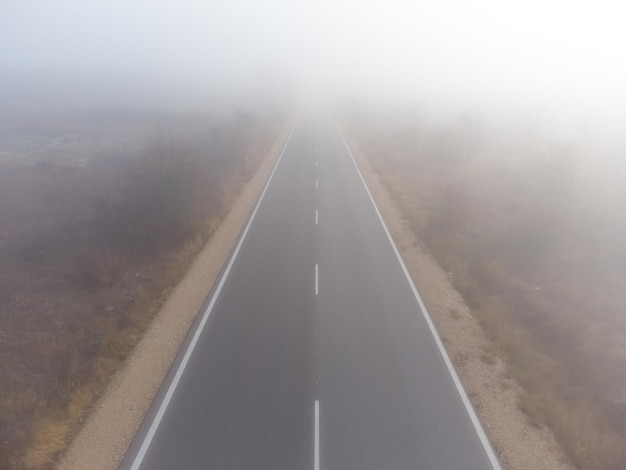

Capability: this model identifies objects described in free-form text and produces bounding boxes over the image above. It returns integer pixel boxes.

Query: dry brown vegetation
[0,108,285,469]
[343,103,626,469]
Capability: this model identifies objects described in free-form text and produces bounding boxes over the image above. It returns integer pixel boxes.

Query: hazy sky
[2,0,625,109]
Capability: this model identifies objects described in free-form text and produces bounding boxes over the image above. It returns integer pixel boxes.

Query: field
[0,108,284,469]
[343,103,626,469]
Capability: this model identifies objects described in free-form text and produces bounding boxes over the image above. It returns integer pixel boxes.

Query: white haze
[1,0,625,120]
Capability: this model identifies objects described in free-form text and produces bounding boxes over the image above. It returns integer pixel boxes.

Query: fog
[2,0,626,191]
[3,0,626,212]
[3,2,626,467]
[2,0,625,114]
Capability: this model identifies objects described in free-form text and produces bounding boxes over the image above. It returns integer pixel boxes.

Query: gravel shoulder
[56,122,293,470]
[344,134,575,470]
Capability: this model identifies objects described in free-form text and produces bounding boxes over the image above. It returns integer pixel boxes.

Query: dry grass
[343,105,626,470]
[0,109,285,469]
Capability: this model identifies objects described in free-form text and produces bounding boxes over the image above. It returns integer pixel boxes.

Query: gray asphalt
[119,119,501,470]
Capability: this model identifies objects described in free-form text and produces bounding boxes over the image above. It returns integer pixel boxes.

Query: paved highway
[119,118,501,469]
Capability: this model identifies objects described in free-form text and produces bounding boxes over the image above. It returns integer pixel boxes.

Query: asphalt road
[119,119,501,470]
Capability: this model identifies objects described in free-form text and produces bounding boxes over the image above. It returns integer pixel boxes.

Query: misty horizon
[2,0,625,114]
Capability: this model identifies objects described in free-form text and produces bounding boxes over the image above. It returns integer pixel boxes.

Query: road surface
[119,118,501,470]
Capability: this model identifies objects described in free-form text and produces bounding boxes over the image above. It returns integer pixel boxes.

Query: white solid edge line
[129,123,298,470]
[337,130,502,470]
[314,400,320,470]
[315,264,319,296]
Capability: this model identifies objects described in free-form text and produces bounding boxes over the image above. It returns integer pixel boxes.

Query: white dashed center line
[314,400,320,470]
[315,264,319,296]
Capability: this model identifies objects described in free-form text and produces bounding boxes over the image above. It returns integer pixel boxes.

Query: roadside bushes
[344,102,626,469]
[93,126,236,257]
[0,107,285,469]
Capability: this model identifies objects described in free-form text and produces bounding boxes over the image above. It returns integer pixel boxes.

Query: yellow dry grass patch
[19,418,70,470]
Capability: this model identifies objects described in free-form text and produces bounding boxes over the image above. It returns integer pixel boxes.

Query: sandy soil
[56,122,293,470]
[344,135,575,470]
